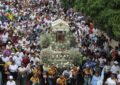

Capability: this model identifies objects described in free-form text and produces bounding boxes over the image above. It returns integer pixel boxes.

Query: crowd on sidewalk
[0,0,120,85]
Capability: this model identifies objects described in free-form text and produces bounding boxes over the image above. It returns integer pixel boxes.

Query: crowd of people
[0,0,120,85]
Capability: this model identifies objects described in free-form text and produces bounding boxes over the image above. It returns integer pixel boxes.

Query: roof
[51,19,69,32]
[52,19,69,27]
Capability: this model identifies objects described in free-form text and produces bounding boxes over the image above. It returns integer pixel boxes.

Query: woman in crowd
[83,65,93,85]
[91,71,101,85]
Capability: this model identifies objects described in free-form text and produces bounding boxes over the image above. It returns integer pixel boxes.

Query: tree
[61,0,120,40]
[61,0,76,9]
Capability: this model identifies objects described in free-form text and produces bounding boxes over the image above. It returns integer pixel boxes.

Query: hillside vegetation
[61,0,120,40]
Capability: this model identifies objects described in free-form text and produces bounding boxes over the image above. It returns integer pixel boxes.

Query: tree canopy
[61,0,120,40]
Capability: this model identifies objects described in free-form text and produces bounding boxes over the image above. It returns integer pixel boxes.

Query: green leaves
[69,49,83,65]
[40,34,51,48]
[62,0,120,40]
[61,0,76,9]
[61,0,120,40]
[107,0,120,9]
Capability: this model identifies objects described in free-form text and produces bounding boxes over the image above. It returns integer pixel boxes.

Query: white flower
[63,64,66,68]
[56,64,59,68]
[56,55,59,58]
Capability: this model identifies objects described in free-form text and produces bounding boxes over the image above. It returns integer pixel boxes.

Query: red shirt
[12,36,18,44]
[22,57,29,66]
[89,22,93,34]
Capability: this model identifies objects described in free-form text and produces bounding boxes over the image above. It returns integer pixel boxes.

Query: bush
[69,36,77,47]
[41,49,52,64]
[40,34,51,48]
[69,49,83,65]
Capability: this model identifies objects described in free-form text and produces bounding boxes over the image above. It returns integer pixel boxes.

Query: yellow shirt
[7,13,14,20]
[57,77,66,85]
[48,67,57,75]
[5,61,12,66]
[32,68,38,74]
[30,77,39,84]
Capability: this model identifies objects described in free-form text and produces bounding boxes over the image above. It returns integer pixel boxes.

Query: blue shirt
[91,75,101,85]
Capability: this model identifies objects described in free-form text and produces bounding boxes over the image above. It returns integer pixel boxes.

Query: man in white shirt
[99,56,106,67]
[111,61,120,74]
[13,54,22,66]
[103,62,111,73]
[17,51,24,58]
[2,32,8,44]
[6,75,16,85]
[30,55,40,65]
[18,64,26,85]
[9,61,18,80]
[1,56,9,63]
[9,62,18,73]
[105,74,117,85]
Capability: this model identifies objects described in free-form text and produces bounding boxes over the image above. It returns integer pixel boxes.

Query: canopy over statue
[51,19,69,32]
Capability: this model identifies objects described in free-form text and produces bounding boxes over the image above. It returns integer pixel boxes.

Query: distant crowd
[0,0,120,85]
